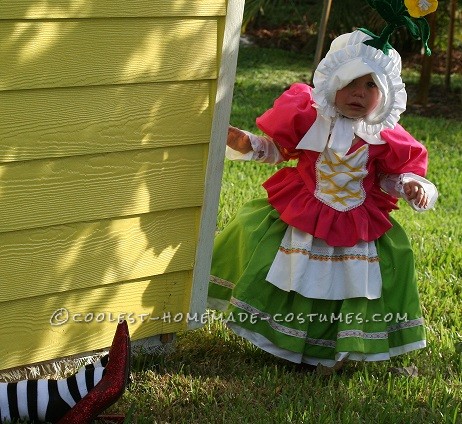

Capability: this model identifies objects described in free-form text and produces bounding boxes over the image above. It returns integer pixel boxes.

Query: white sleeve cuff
[225,131,283,164]
[397,173,438,212]
[225,145,254,161]
[246,131,283,164]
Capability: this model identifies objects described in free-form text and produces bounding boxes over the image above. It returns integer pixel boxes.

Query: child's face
[334,74,380,119]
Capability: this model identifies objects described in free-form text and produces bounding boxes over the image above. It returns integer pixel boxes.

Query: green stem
[378,23,398,46]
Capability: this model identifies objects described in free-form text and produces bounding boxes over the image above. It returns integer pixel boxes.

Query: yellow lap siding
[0,1,226,19]
[0,0,240,369]
[0,271,190,371]
[0,208,200,302]
[0,145,205,233]
[0,81,213,163]
[0,18,217,91]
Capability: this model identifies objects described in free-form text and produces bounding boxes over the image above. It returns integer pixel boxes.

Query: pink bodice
[256,83,429,247]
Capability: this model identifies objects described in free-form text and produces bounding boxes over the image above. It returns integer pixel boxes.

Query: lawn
[115,45,462,423]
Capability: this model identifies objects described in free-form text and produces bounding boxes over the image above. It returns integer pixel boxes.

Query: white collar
[296,113,385,156]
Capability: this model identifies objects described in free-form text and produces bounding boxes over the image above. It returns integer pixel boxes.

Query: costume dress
[208,83,435,366]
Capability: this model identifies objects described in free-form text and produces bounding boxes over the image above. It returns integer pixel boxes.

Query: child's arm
[225,126,284,164]
[379,173,438,212]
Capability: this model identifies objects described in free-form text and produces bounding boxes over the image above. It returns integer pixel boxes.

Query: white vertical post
[188,0,245,329]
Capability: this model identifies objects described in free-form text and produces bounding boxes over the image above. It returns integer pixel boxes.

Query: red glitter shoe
[56,320,131,424]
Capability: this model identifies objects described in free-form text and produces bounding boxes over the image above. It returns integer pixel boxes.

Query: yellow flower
[404,0,438,18]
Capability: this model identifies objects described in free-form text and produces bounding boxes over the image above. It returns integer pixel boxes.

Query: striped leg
[0,365,105,422]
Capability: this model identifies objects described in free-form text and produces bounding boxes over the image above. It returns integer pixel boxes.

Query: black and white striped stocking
[0,355,108,423]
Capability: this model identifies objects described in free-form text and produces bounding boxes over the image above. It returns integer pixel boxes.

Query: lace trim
[230,297,306,339]
[387,317,424,333]
[280,240,376,256]
[210,275,235,290]
[306,337,336,348]
[278,247,380,263]
[228,297,425,349]
[338,329,388,340]
[337,318,425,340]
[277,228,380,263]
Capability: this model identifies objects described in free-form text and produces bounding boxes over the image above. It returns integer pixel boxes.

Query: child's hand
[403,180,429,209]
[227,126,252,154]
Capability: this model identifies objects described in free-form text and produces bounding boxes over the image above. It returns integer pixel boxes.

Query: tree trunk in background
[415,11,437,106]
[310,0,333,85]
[445,0,457,91]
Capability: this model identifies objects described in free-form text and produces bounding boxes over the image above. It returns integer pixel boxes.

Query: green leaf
[401,16,420,39]
[415,17,431,40]
[359,27,394,54]
[374,0,400,22]
[391,0,406,14]
[358,27,380,40]
[415,17,432,55]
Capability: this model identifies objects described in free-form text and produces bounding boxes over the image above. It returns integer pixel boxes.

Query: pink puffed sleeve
[378,124,428,177]
[256,83,317,153]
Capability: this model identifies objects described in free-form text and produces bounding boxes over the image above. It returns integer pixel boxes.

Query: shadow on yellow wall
[0,0,228,370]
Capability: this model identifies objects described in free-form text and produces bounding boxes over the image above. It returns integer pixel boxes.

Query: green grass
[112,46,462,424]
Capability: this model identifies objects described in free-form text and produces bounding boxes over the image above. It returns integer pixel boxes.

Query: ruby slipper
[56,320,131,424]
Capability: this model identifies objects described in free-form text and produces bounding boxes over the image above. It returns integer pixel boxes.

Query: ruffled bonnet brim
[296,30,407,155]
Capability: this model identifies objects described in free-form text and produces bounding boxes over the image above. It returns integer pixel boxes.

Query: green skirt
[208,198,426,366]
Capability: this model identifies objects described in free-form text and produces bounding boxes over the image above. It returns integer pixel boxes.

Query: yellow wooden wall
[0,1,239,371]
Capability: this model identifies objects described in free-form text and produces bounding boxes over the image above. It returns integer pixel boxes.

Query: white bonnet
[312,29,407,135]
